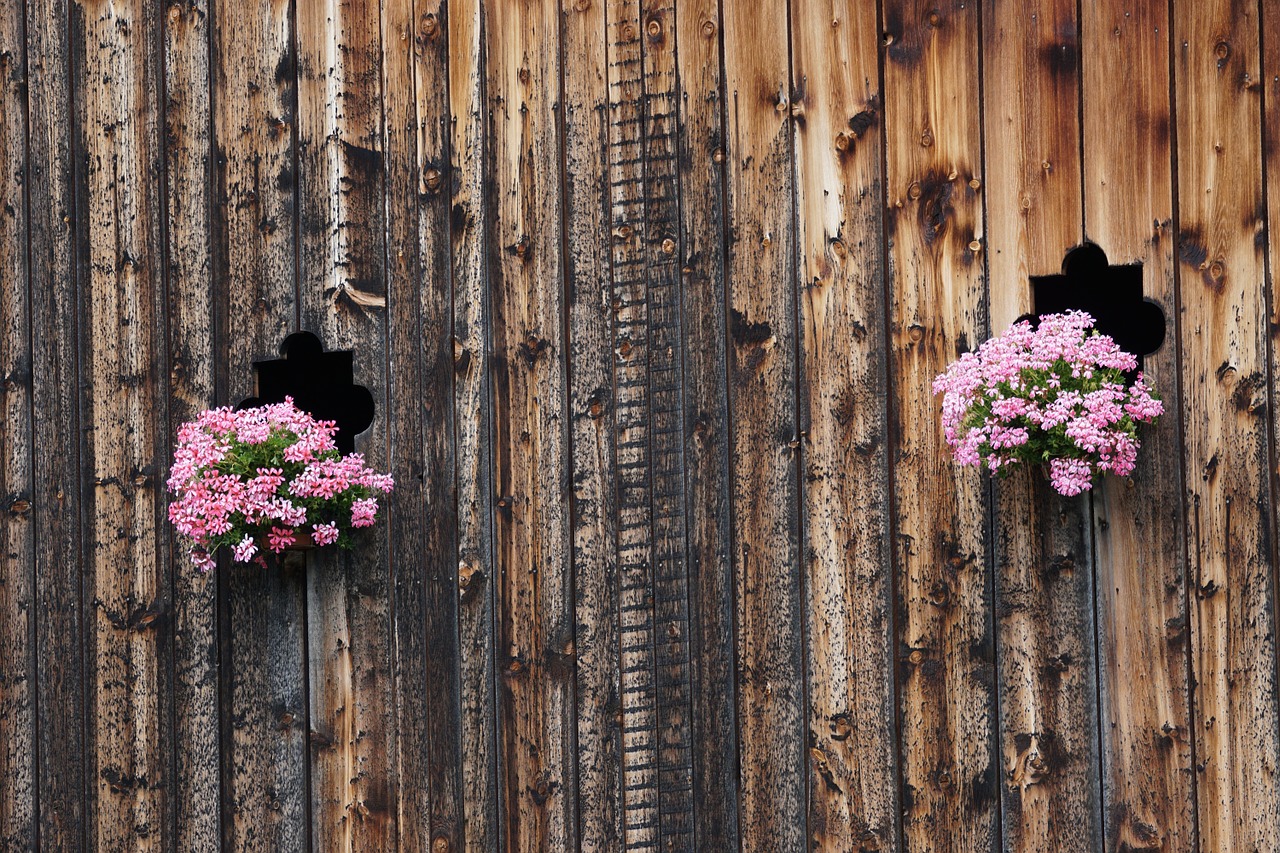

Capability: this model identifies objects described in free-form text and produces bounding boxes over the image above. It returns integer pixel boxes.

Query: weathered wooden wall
[2,0,1280,850]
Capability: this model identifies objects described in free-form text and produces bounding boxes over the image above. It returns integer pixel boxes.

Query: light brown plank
[1174,0,1279,849]
[672,0,740,847]
[881,1,995,848]
[211,0,308,845]
[486,0,577,848]
[1082,0,1195,848]
[0,0,35,844]
[721,1,806,848]
[73,0,172,846]
[447,1,500,850]
[294,0,397,846]
[981,2,1103,849]
[562,0,623,848]
[789,0,897,849]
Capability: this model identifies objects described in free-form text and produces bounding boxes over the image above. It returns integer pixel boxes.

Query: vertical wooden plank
[295,0,396,846]
[1174,1,1279,850]
[981,2,1104,850]
[672,2,739,847]
[486,0,577,846]
[637,2,696,848]
[162,0,221,848]
[789,1,897,849]
[562,0,623,849]
[211,0,308,845]
[1082,0,1195,848]
[0,0,35,844]
[881,1,995,849]
[721,2,805,849]
[26,0,86,845]
[74,0,173,846]
[384,0,463,849]
[448,1,500,850]
[604,2,663,849]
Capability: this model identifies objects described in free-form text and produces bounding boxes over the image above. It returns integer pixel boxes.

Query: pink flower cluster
[932,311,1163,496]
[168,398,394,570]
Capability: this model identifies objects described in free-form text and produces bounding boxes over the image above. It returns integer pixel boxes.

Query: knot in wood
[661,238,676,254]
[421,167,443,195]
[834,132,851,152]
[432,837,451,853]
[646,18,662,39]
[701,19,716,38]
[420,13,439,40]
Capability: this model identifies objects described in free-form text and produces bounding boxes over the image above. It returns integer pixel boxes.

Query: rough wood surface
[671,1,740,848]
[211,0,308,846]
[981,3,1103,850]
[486,1,577,849]
[562,0,623,848]
[882,1,996,849]
[1174,1,1279,850]
[162,0,222,848]
[447,2,500,851]
[295,0,397,847]
[26,0,87,846]
[0,0,35,843]
[721,2,806,849]
[1082,0,1196,848]
[789,0,897,849]
[75,0,173,846]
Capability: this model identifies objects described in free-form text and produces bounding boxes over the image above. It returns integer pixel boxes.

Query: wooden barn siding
[1,1,1280,850]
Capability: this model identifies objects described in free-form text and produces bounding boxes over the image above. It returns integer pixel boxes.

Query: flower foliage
[932,311,1163,496]
[167,398,394,570]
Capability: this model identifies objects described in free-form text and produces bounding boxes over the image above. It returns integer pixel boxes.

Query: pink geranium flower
[168,397,394,569]
[933,311,1163,496]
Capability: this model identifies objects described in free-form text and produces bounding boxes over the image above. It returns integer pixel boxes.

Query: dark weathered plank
[789,1,897,849]
[721,2,805,849]
[1174,1,1279,849]
[162,0,221,848]
[881,1,996,849]
[74,0,173,845]
[383,0,462,850]
[981,2,1103,849]
[486,0,577,848]
[0,0,35,844]
[605,2,662,849]
[562,0,623,849]
[447,2,500,851]
[1082,0,1195,848]
[672,1,739,847]
[210,0,308,845]
[294,0,396,846]
[26,0,86,845]
[637,3,696,849]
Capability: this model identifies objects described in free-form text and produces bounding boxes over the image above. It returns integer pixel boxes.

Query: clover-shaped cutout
[1022,242,1166,373]
[239,331,375,454]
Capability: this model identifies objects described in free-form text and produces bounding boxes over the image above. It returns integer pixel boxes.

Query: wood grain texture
[789,0,897,849]
[210,0,308,845]
[295,0,396,846]
[981,2,1103,849]
[671,1,740,848]
[382,0,462,849]
[0,0,35,844]
[1174,1,1279,850]
[1082,0,1195,848]
[447,2,500,851]
[562,0,623,848]
[485,0,577,849]
[881,1,995,849]
[26,0,86,846]
[161,0,222,848]
[637,3,696,848]
[75,0,173,845]
[721,2,806,849]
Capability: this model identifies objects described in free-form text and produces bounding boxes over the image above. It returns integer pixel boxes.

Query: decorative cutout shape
[1024,243,1166,372]
[239,331,375,454]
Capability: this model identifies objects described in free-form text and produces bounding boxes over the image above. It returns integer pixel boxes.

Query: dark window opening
[238,331,376,455]
[1020,242,1166,374]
